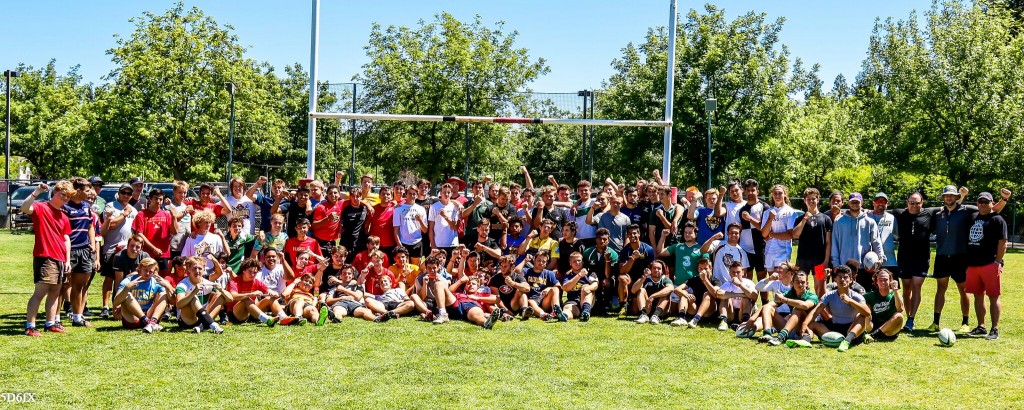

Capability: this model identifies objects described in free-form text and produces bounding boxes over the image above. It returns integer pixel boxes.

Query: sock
[777,329,789,340]
[44,321,54,328]
[55,313,62,322]
[25,321,35,329]
[766,327,776,336]
[198,309,215,328]
[652,308,664,318]
[801,333,812,343]
[278,312,288,319]
[961,316,969,326]
[258,313,270,323]
[581,302,592,314]
[691,314,702,323]
[141,315,150,324]
[907,316,915,327]
[933,312,941,325]
[717,314,727,322]
[845,332,856,342]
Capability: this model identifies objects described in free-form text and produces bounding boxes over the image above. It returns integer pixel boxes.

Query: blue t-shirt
[562,271,598,302]
[820,290,865,325]
[254,193,276,232]
[619,242,656,278]
[620,205,646,228]
[62,201,94,248]
[117,274,165,311]
[695,207,725,245]
[523,268,558,299]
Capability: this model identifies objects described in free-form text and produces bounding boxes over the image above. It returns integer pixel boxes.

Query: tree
[354,13,549,183]
[857,0,1024,187]
[597,4,816,187]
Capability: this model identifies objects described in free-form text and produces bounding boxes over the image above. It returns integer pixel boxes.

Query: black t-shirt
[796,212,832,266]
[488,202,517,240]
[282,199,311,238]
[965,212,1007,267]
[739,201,767,254]
[636,200,656,239]
[414,198,434,208]
[319,263,344,294]
[114,250,151,274]
[487,272,527,307]
[475,237,500,268]
[892,208,936,265]
[340,204,368,245]
[556,238,586,276]
[537,206,570,239]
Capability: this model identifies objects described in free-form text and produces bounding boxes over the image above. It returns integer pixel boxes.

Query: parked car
[9,185,52,231]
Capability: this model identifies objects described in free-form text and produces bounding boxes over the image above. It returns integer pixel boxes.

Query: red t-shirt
[31,201,72,261]
[132,208,174,258]
[184,198,224,216]
[227,276,269,307]
[352,250,390,272]
[370,203,396,247]
[283,236,322,265]
[363,269,396,296]
[311,200,343,241]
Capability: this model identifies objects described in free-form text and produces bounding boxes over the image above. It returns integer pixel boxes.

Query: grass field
[1,231,1022,409]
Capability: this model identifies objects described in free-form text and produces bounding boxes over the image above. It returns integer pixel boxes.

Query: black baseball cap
[129,177,144,185]
[88,176,104,185]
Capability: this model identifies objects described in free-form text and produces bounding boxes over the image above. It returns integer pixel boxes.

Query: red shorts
[810,264,825,281]
[122,317,147,330]
[965,263,1001,296]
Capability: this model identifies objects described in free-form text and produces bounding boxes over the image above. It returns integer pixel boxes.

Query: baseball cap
[129,177,144,185]
[874,192,888,202]
[978,192,994,202]
[848,192,863,203]
[941,185,958,196]
[118,184,133,193]
[88,176,104,185]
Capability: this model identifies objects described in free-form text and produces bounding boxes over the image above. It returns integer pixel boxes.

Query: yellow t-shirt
[389,263,420,290]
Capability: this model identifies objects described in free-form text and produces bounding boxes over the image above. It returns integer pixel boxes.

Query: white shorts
[764,250,791,270]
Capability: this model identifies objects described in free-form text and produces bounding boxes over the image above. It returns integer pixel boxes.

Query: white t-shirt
[573,198,597,240]
[755,279,794,314]
[175,279,217,318]
[225,195,258,235]
[739,202,765,254]
[393,203,427,245]
[428,201,460,247]
[182,233,225,272]
[725,200,745,228]
[102,201,136,255]
[720,277,755,296]
[761,205,799,263]
[379,288,408,303]
[257,264,286,295]
[708,240,749,285]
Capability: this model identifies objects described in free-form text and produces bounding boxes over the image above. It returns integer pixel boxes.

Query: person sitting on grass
[736,262,796,339]
[226,258,289,327]
[520,250,562,321]
[175,256,232,333]
[411,255,452,324]
[559,252,599,322]
[317,245,348,294]
[282,273,326,326]
[632,260,675,325]
[283,217,323,266]
[764,270,818,346]
[257,248,288,298]
[365,275,415,322]
[251,213,288,259]
[388,246,420,293]
[487,255,530,321]
[700,261,757,331]
[323,265,378,322]
[111,233,152,312]
[113,257,171,333]
[358,249,395,296]
[683,257,716,328]
[863,268,906,342]
[655,223,705,327]
[443,275,503,329]
[808,266,871,352]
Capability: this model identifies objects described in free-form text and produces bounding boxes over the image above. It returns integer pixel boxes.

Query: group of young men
[21,169,1012,349]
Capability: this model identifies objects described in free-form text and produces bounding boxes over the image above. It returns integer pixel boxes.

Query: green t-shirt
[466,200,494,232]
[784,288,819,305]
[667,242,704,286]
[864,291,897,325]
[643,275,673,295]
[226,233,255,273]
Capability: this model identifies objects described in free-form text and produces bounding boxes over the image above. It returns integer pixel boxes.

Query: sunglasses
[978,200,992,204]
[118,191,132,196]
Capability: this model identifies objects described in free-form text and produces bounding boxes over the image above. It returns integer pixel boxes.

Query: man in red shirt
[226,259,285,326]
[284,217,322,266]
[132,188,177,276]
[370,187,397,259]
[184,183,230,230]
[23,181,74,336]
[353,236,391,272]
[311,184,343,256]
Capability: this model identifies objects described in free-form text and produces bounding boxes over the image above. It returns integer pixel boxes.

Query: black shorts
[933,254,967,283]
[685,276,708,300]
[855,269,876,293]
[382,300,400,311]
[403,241,427,259]
[226,309,250,324]
[879,266,901,279]
[897,259,929,279]
[870,327,900,341]
[99,251,117,278]
[177,316,199,329]
[155,258,169,274]
[69,247,95,274]
[746,252,765,272]
[820,319,865,345]
[314,237,336,256]
[332,299,364,316]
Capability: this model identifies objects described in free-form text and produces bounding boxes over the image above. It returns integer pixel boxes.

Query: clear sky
[3,1,930,93]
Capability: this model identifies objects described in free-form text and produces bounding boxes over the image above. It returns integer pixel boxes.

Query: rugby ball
[735,325,756,339]
[938,328,957,347]
[862,252,880,272]
[821,331,845,348]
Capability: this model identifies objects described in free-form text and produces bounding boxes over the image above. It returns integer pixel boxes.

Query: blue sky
[3,1,929,92]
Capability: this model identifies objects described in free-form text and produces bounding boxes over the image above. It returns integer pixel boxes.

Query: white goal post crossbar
[308,112,672,128]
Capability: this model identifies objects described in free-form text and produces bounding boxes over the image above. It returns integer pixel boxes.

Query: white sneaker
[209,323,224,334]
[151,323,164,333]
[636,314,650,324]
[191,325,203,333]
[717,319,728,331]
[142,323,155,334]
[650,315,660,325]
[670,318,688,326]
[687,318,698,328]
[432,314,450,325]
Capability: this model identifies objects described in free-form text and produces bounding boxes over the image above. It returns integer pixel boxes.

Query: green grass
[1,230,1022,409]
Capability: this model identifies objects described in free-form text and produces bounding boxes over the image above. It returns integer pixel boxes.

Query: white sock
[258,313,270,323]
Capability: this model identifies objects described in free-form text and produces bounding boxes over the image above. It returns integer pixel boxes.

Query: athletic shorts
[177,316,199,329]
[564,299,581,308]
[382,301,400,311]
[879,266,900,280]
[796,259,825,281]
[332,299,365,316]
[819,319,864,345]
[122,317,147,330]
[965,263,1001,296]
[685,276,708,300]
[226,309,256,324]
[897,259,929,279]
[402,241,427,260]
[446,300,480,320]
[69,247,95,274]
[33,257,66,285]
[746,252,765,273]
[763,250,790,270]
[99,251,118,278]
[933,254,967,283]
[870,328,899,341]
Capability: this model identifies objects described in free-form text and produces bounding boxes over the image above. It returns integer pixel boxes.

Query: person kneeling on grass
[113,257,171,333]
[520,250,561,321]
[863,268,905,342]
[632,260,674,325]
[226,259,291,327]
[808,266,871,352]
[443,276,503,329]
[736,262,795,338]
[700,261,757,331]
[764,270,818,346]
[175,256,232,333]
[559,252,599,322]
[283,273,325,326]
[323,266,378,322]
[365,275,416,322]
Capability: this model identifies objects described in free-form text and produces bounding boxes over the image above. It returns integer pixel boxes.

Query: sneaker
[218,314,229,326]
[45,322,67,334]
[837,340,851,352]
[986,328,999,340]
[552,304,568,322]
[82,309,94,318]
[757,334,774,344]
[25,327,42,337]
[650,315,660,325]
[767,337,783,346]
[521,309,533,321]
[294,318,307,326]
[670,318,687,326]
[958,324,972,334]
[162,311,174,322]
[786,339,812,348]
[717,319,728,331]
[483,308,501,329]
[636,313,650,324]
[151,323,164,333]
[279,317,298,326]
[209,323,224,334]
[143,323,156,334]
[327,308,341,323]
[99,307,111,319]
[926,323,940,332]
[191,325,203,333]
[71,319,92,328]
[579,310,591,322]
[387,311,400,320]
[373,313,388,323]
[265,317,279,328]
[863,333,875,344]
[901,324,913,333]
[500,313,514,322]
[432,314,450,325]
[687,318,698,329]
[420,312,435,322]
[609,296,620,311]
[316,307,329,326]
[968,325,987,337]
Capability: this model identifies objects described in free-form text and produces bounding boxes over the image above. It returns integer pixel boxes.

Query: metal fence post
[349,83,357,186]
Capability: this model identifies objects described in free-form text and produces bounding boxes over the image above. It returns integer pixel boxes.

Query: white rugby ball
[862,252,880,272]
[821,331,845,348]
[938,328,956,347]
